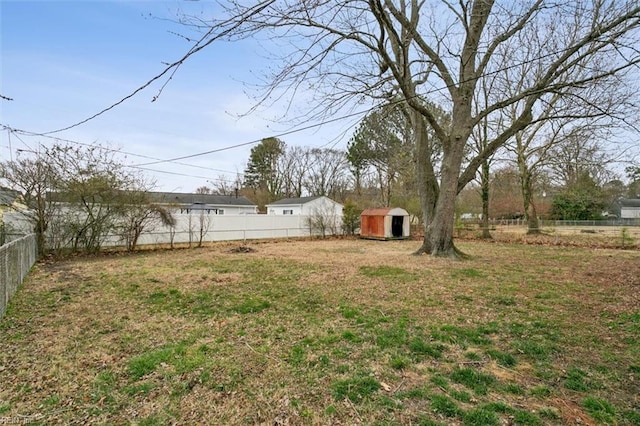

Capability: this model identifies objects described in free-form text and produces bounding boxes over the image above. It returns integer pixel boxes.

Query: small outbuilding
[360,207,411,240]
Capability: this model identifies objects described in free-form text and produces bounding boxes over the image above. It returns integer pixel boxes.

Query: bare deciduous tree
[0,152,59,254]
[118,190,176,251]
[179,1,640,257]
[303,148,350,200]
[197,209,212,247]
[279,146,310,198]
[2,142,168,254]
[195,186,212,195]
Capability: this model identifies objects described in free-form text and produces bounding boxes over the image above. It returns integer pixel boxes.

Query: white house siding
[301,197,343,217]
[267,196,343,217]
[176,205,258,215]
[269,206,302,215]
[621,207,640,219]
[2,211,34,242]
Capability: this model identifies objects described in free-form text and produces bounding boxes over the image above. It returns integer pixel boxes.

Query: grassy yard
[1,239,639,425]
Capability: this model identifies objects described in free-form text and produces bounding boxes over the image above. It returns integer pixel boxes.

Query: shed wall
[360,210,410,239]
[360,214,385,238]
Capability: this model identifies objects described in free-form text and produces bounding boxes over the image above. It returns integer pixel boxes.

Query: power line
[35,4,633,140]
[4,7,637,173]
[0,124,242,176]
[1,126,246,185]
[40,1,277,135]
[6,130,34,153]
[129,106,373,167]
[131,165,227,181]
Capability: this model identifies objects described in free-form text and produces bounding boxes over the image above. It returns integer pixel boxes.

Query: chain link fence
[0,234,37,319]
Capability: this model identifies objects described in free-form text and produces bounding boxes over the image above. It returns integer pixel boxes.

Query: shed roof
[267,196,322,206]
[361,207,409,217]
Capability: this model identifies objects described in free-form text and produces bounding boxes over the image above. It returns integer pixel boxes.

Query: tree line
[1,109,638,255]
[4,1,640,259]
[176,0,640,257]
[203,101,639,236]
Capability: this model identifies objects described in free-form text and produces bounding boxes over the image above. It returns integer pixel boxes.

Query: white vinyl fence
[0,234,37,319]
[101,213,342,247]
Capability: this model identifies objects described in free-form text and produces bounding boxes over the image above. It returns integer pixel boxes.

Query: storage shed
[360,207,411,240]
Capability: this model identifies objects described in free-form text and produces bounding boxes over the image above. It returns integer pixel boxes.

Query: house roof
[620,198,640,208]
[47,191,257,207]
[267,196,322,206]
[150,192,256,206]
[361,207,410,217]
[0,187,21,206]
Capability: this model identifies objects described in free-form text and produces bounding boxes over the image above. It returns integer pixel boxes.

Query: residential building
[620,198,640,219]
[150,192,258,215]
[266,196,343,217]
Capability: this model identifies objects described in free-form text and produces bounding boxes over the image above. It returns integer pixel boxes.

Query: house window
[283,209,293,215]
[218,209,224,215]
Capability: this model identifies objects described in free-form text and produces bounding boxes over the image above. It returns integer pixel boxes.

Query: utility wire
[36,10,631,139]
[132,165,224,181]
[5,8,638,170]
[40,1,276,135]
[6,130,34,153]
[7,135,243,185]
[1,124,241,176]
[130,106,373,167]
[2,125,246,185]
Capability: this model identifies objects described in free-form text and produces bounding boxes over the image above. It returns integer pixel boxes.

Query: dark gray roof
[267,196,322,205]
[620,198,640,208]
[47,191,256,206]
[0,188,21,206]
[149,192,256,206]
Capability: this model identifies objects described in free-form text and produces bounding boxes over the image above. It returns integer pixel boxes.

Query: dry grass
[1,238,639,425]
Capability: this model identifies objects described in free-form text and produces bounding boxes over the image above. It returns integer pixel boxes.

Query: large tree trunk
[480,160,492,239]
[522,175,540,234]
[354,169,362,197]
[412,110,437,240]
[416,149,467,258]
[526,198,539,234]
[517,149,540,235]
[414,114,468,257]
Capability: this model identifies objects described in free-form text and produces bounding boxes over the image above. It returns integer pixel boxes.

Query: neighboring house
[0,187,24,217]
[620,198,640,219]
[150,192,258,215]
[266,196,344,216]
[0,187,31,242]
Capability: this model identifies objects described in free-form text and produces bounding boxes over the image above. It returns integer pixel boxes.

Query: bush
[341,200,360,235]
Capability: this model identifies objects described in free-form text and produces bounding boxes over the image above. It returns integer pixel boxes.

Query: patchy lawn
[1,239,639,425]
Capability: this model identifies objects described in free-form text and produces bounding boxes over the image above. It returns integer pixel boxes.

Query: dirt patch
[228,245,257,254]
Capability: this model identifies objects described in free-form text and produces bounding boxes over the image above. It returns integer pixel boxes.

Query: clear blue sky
[0,0,359,192]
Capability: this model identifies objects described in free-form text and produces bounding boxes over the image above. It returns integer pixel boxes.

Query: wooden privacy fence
[0,234,37,319]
